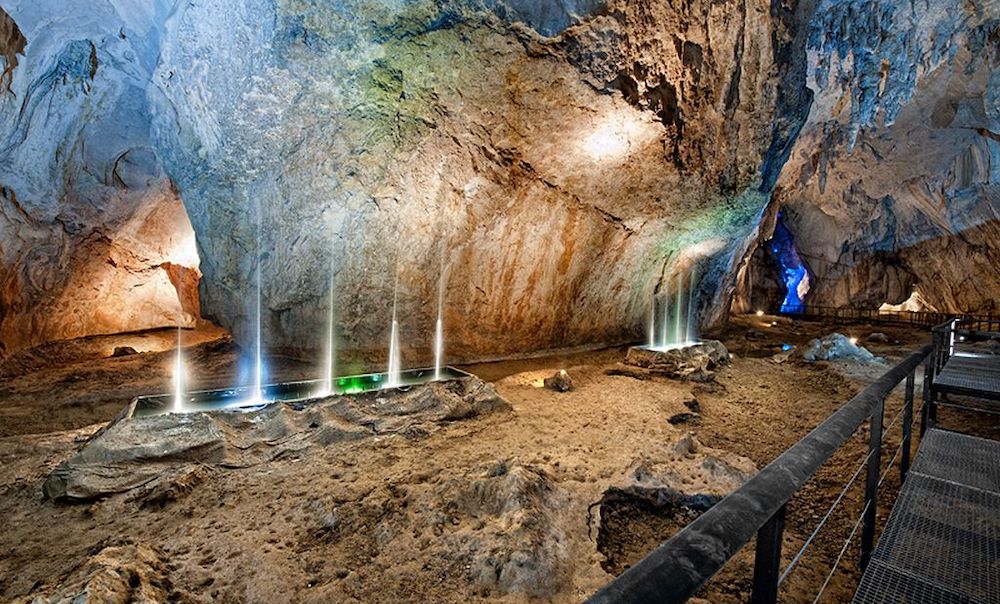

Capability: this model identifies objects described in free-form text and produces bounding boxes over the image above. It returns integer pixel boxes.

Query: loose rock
[543,370,574,392]
[803,333,884,363]
[668,412,701,425]
[624,340,730,380]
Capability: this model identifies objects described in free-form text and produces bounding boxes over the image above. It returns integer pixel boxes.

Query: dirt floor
[0,316,994,603]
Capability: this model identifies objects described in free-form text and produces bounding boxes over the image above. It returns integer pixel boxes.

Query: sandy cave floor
[0,316,995,603]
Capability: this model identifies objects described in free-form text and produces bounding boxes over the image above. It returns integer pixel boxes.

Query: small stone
[543,370,573,392]
[110,346,138,357]
[746,329,765,340]
[771,350,793,364]
[672,432,701,456]
[683,399,701,413]
[866,332,890,343]
[668,412,701,425]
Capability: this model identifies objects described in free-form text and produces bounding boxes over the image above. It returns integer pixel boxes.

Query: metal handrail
[776,305,987,328]
[586,344,933,604]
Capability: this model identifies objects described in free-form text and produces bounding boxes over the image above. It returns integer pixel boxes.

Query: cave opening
[770,212,811,313]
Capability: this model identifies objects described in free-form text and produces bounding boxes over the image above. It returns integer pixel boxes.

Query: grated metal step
[853,430,1000,604]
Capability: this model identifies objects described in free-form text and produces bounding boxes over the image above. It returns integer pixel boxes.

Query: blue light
[770,214,809,313]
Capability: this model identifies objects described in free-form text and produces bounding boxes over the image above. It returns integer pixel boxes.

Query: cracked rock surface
[0,3,201,357]
[765,1,1000,314]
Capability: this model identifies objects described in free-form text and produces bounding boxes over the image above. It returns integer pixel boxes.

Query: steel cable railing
[586,345,933,604]
[778,387,914,588]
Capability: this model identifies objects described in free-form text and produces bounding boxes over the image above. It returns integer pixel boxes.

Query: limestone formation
[803,333,884,364]
[2,0,997,362]
[758,1,1000,315]
[43,376,510,501]
[624,339,730,378]
[0,0,813,361]
[0,4,201,358]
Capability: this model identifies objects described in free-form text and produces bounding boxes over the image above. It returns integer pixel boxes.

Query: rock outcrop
[757,1,1000,314]
[43,375,510,501]
[0,3,201,358]
[145,0,799,362]
[14,542,175,604]
[802,333,883,364]
[624,339,730,378]
[6,0,995,362]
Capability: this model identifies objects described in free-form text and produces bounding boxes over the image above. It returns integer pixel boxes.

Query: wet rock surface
[624,340,731,379]
[43,376,510,502]
[803,333,884,364]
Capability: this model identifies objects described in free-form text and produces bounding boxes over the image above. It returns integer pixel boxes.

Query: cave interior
[0,0,998,602]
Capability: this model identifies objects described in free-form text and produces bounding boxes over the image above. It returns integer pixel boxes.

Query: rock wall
[22,0,981,365]
[148,0,798,367]
[0,2,201,357]
[759,0,1000,314]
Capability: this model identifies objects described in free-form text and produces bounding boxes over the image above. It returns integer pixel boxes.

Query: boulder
[866,332,890,344]
[543,370,574,392]
[624,340,730,379]
[110,346,139,357]
[803,333,884,364]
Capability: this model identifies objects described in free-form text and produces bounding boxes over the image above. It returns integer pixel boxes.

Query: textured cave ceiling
[0,0,997,362]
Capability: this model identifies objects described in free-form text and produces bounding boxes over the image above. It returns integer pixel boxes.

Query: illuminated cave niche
[770,214,810,313]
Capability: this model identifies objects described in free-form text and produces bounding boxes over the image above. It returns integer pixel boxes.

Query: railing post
[900,370,915,482]
[751,505,786,604]
[861,396,884,571]
[921,346,935,437]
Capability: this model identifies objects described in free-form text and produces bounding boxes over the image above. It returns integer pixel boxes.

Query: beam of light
[433,262,447,381]
[173,326,184,413]
[660,294,669,348]
[319,249,337,397]
[648,294,656,348]
[686,268,698,343]
[251,259,265,404]
[387,277,402,388]
[674,272,684,346]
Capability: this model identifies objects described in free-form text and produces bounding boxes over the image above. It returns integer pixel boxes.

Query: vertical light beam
[387,277,402,387]
[173,325,184,413]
